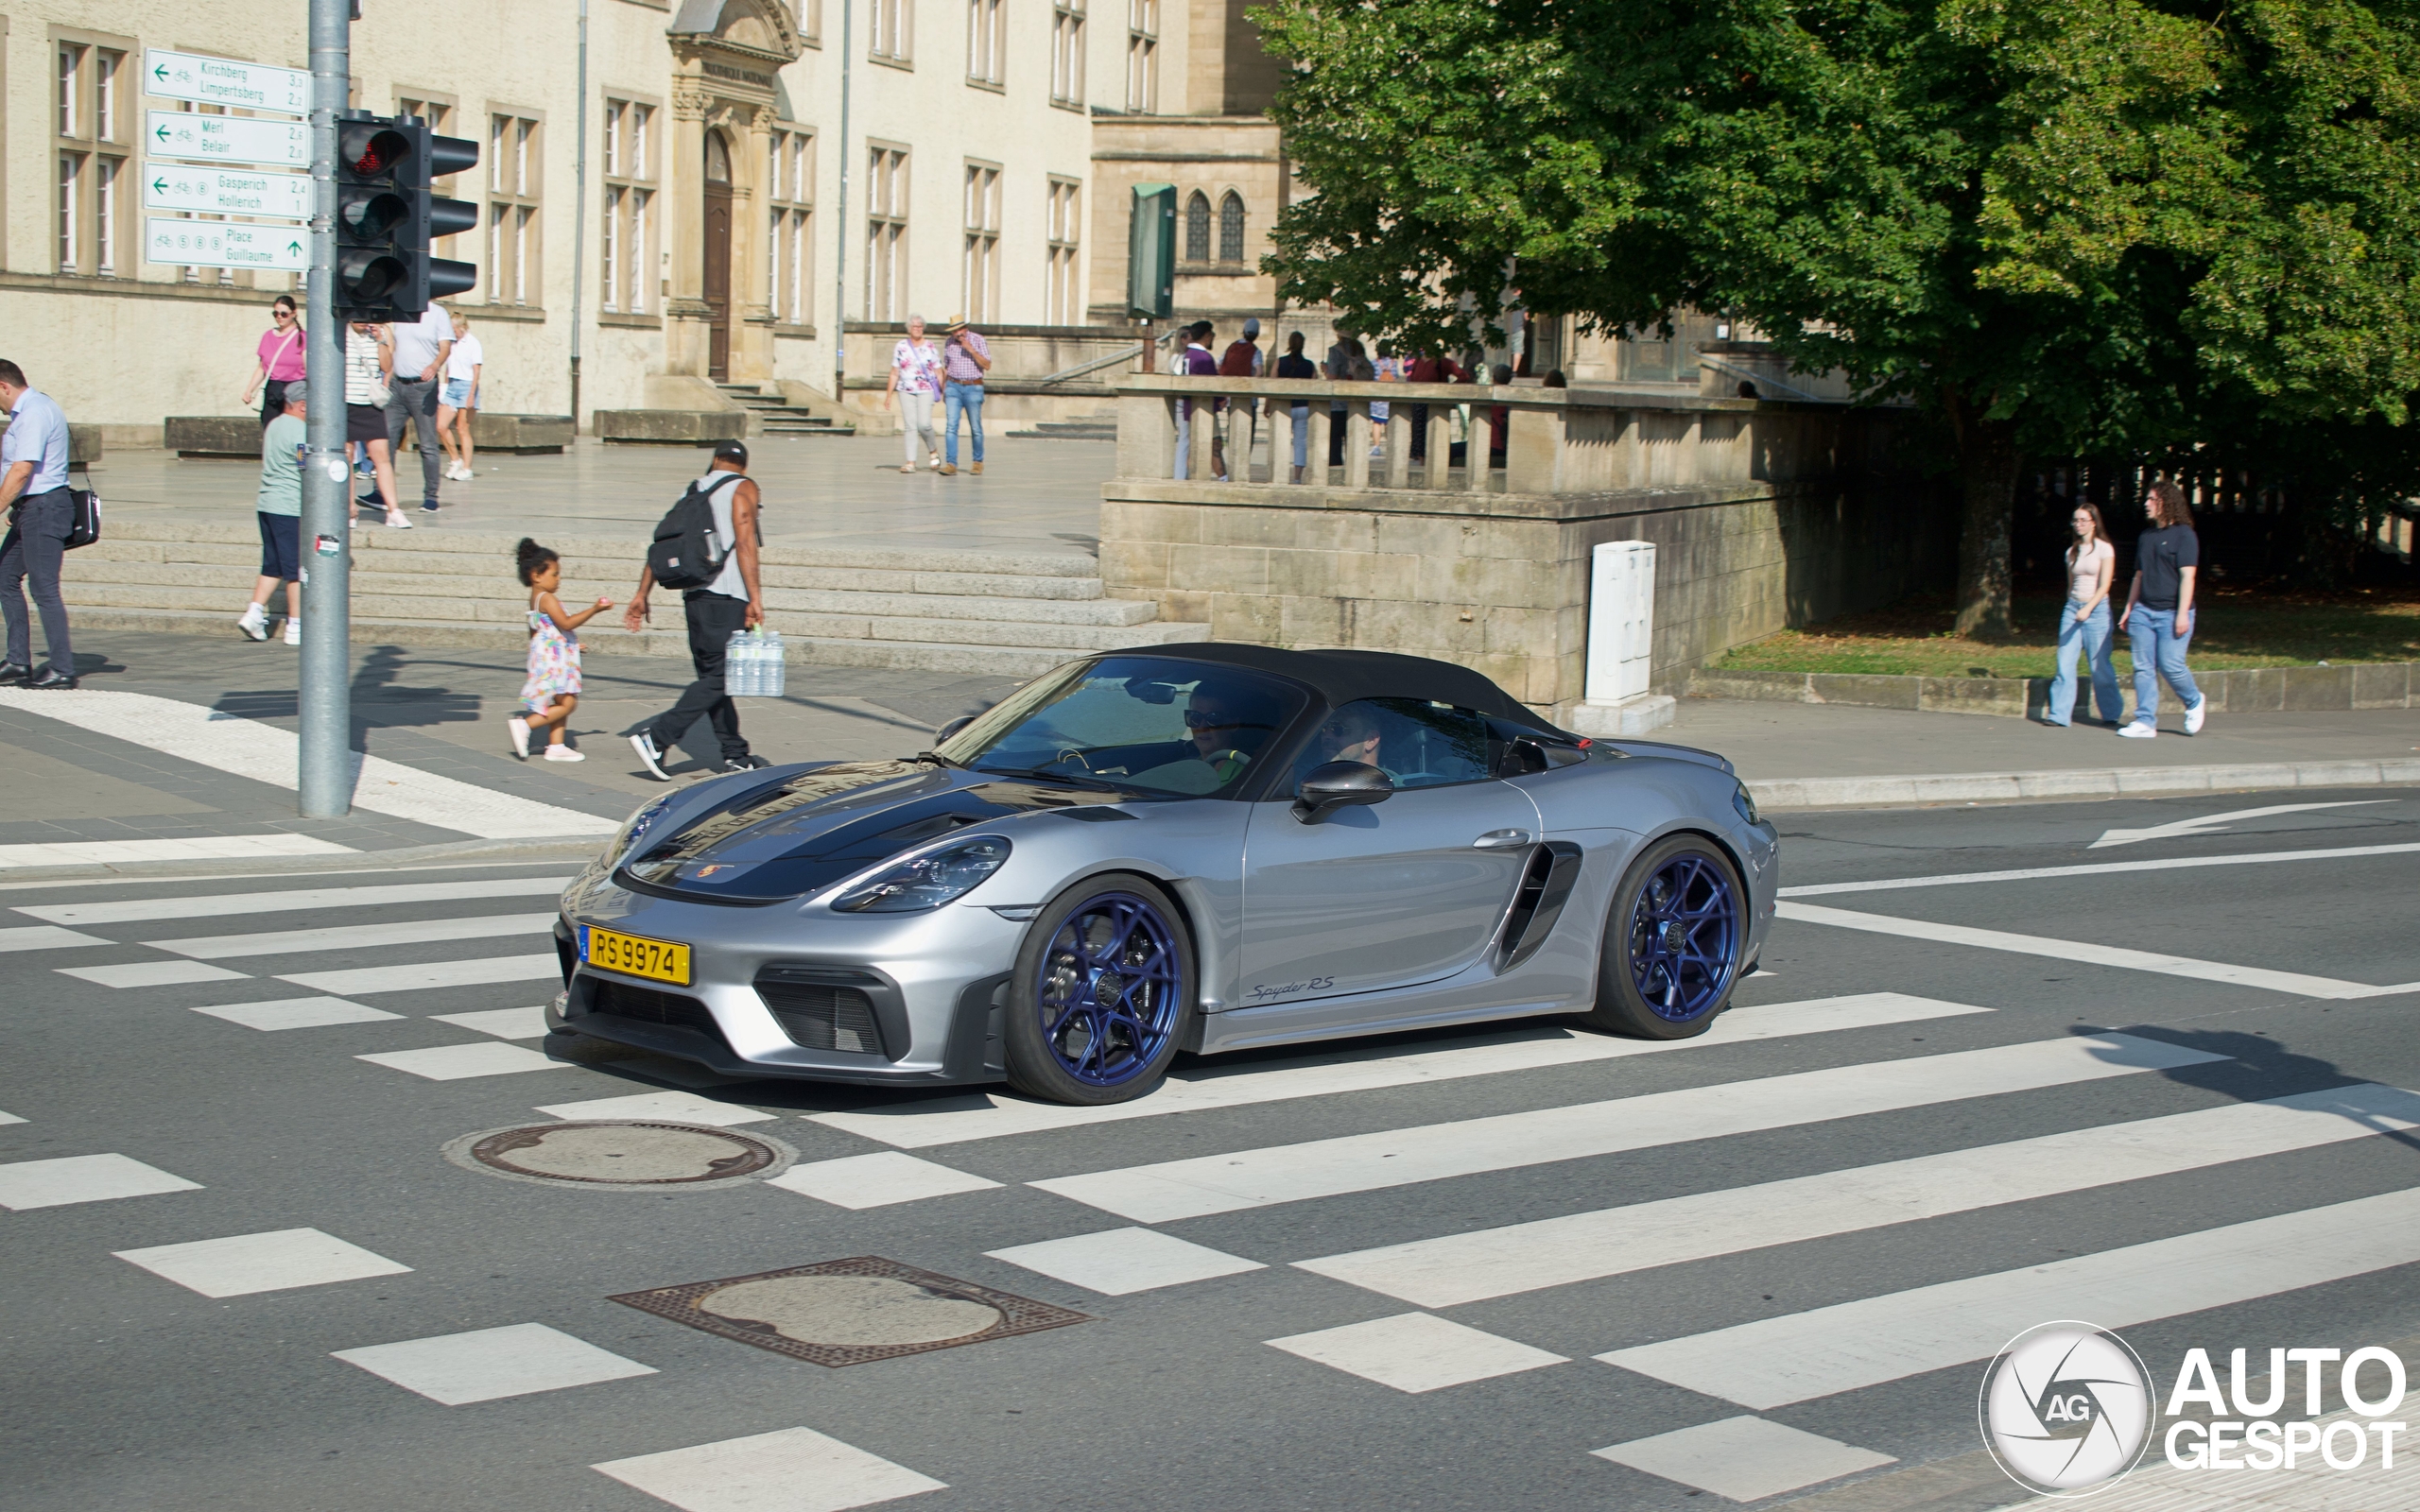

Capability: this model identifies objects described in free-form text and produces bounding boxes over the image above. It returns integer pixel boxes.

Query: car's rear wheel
[1003,873,1193,1105]
[1581,834,1743,1040]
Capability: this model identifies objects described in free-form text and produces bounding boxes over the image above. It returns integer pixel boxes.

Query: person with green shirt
[240,380,310,646]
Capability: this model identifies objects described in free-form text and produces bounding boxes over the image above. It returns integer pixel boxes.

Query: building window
[961,163,1000,323]
[1218,191,1246,265]
[1184,190,1210,264]
[768,127,815,324]
[1053,0,1087,107]
[967,0,1003,87]
[398,94,461,270]
[1126,0,1157,113]
[865,146,908,320]
[601,99,656,314]
[1046,178,1080,325]
[487,112,543,306]
[871,0,912,63]
[54,40,129,278]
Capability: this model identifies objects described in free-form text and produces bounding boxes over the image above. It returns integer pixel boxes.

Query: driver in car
[1180,682,1282,785]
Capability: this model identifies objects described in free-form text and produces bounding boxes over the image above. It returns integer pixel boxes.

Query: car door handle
[1472,829,1534,850]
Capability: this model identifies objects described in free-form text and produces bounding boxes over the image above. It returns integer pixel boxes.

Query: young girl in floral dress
[509,538,614,762]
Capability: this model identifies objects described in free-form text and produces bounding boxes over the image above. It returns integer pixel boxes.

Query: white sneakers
[237,605,269,642]
[2185,696,2208,735]
[445,462,475,481]
[631,731,674,781]
[543,746,585,762]
[283,618,302,646]
[386,512,414,528]
[508,716,532,760]
[2117,722,2156,739]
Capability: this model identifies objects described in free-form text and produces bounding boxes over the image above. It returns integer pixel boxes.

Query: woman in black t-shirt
[2116,480,2206,737]
[1276,332,1319,482]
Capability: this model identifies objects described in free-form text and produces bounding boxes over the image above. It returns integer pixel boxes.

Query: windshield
[935,656,1307,799]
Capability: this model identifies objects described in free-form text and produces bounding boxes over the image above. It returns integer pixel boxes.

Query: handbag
[63,464,100,551]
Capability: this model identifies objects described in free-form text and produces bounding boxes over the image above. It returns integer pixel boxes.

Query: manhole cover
[613,1257,1090,1366]
[442,1122,793,1191]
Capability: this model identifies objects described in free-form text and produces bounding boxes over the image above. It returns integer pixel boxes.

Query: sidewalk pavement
[96,434,1109,557]
[0,627,2414,879]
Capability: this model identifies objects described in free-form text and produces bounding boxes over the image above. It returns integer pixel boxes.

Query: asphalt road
[6,786,2418,1512]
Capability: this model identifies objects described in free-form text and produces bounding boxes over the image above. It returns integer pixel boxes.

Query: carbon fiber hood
[618,760,1129,902]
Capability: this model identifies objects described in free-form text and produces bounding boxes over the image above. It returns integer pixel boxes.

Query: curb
[1749,757,2420,812]
[1689,662,2420,720]
[0,834,606,887]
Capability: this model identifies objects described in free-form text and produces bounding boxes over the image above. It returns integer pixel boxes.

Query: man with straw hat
[939,315,992,475]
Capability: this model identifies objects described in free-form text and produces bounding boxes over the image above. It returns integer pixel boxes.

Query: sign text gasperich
[142,49,310,114]
[144,218,308,273]
[145,111,309,170]
[141,164,312,221]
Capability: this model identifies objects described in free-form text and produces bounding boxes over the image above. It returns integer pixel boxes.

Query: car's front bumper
[554,871,1026,1086]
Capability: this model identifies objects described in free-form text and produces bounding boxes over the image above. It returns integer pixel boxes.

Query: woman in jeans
[240,296,306,428]
[2044,501,2120,726]
[885,315,944,473]
[2118,479,2206,737]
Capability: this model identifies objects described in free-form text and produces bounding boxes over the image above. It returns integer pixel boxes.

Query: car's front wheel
[1003,873,1194,1105]
[1581,834,1744,1040]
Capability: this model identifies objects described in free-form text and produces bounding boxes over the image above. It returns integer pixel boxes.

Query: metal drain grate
[611,1256,1090,1366]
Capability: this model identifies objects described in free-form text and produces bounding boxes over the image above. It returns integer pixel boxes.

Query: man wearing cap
[623,439,772,779]
[938,316,991,476]
[0,360,77,688]
[239,379,311,645]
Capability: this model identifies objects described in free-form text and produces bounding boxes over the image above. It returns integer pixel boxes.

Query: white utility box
[1568,540,1675,735]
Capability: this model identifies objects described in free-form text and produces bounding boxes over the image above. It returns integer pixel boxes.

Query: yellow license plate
[582,925,691,987]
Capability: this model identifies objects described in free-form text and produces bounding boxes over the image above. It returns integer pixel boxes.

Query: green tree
[1254,0,2420,632]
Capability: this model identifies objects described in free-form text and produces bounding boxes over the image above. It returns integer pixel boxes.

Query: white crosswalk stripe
[145,913,556,960]
[1030,1031,2224,1222]
[15,875,576,926]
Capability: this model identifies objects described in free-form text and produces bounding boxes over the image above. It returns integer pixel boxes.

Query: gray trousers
[386,375,444,502]
[1,489,73,674]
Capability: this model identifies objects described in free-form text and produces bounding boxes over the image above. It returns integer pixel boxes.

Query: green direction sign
[146,110,309,169]
[141,163,311,222]
[144,217,309,272]
[143,49,309,115]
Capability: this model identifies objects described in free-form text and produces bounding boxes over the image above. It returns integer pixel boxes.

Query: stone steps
[1008,411,1117,440]
[715,383,858,438]
[64,518,1203,674]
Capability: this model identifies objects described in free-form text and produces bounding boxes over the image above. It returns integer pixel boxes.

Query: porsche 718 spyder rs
[546,644,1781,1106]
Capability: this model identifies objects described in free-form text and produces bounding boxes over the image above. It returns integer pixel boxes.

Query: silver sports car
[548,644,1780,1106]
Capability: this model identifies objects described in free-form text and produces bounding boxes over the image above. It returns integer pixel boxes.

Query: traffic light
[333,112,478,319]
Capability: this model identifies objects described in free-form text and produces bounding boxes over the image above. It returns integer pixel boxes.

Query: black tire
[1581,834,1746,1041]
[1003,872,1196,1106]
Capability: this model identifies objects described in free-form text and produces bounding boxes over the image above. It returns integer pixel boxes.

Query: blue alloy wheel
[1626,851,1740,1022]
[1034,891,1185,1087]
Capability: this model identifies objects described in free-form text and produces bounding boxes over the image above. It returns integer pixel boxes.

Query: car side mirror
[934,713,977,744]
[1292,761,1393,823]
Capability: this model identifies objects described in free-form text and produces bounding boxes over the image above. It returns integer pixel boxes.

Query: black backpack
[647,472,741,590]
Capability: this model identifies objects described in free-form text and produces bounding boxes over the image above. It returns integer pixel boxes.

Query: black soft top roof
[1102,643,1563,734]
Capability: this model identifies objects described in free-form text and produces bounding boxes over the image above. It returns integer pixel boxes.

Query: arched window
[1184,190,1210,263]
[704,131,731,182]
[1218,191,1246,264]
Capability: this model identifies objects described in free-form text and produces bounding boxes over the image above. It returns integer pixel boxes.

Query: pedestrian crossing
[7,865,2419,1509]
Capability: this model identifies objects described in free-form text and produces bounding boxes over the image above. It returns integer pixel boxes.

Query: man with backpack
[623,439,772,779]
[0,360,78,689]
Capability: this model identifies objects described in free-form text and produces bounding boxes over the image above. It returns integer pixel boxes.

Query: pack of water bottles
[722,627,787,698]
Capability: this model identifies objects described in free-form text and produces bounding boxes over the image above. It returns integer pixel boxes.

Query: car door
[1238,698,1542,1005]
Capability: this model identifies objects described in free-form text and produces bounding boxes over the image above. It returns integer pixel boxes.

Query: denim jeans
[2047,598,2120,725]
[0,488,72,674]
[385,374,443,501]
[943,381,984,466]
[2126,607,2202,727]
[1288,403,1310,471]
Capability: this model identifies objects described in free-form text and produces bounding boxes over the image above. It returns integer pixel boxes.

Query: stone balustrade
[1100,375,1949,717]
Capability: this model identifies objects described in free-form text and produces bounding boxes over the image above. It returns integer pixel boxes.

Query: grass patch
[1716,590,2420,679]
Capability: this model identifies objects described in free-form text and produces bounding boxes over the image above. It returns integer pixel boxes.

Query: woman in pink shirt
[241,296,307,429]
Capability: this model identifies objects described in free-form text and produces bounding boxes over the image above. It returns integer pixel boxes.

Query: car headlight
[831,836,1011,913]
[610,794,678,867]
[1733,783,1761,827]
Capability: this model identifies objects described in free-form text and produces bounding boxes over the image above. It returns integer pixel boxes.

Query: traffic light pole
[299,0,352,818]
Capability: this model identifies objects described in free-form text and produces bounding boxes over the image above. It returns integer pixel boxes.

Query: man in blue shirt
[0,361,76,688]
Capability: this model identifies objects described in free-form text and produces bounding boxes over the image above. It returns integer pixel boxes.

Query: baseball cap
[712,439,750,468]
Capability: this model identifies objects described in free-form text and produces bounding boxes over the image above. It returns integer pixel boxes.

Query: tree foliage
[1254,0,2420,627]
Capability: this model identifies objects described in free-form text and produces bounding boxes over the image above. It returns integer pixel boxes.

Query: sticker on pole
[314,535,341,558]
[324,459,350,482]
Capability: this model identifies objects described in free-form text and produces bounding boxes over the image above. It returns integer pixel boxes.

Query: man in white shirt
[386,304,454,512]
[0,360,77,688]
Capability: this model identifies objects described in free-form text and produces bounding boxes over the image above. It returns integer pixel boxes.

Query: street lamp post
[299,0,352,818]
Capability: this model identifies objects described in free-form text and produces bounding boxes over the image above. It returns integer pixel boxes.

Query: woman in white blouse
[885,315,944,474]
[2044,501,2119,726]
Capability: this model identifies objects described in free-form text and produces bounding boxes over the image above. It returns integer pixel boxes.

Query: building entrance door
[702,132,734,381]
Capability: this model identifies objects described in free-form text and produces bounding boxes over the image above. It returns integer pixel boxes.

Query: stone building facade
[0,0,1291,441]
